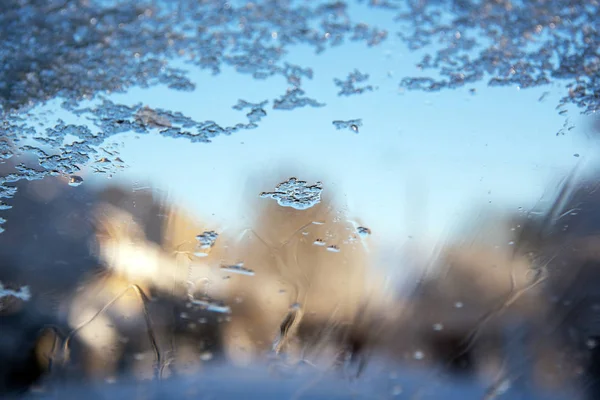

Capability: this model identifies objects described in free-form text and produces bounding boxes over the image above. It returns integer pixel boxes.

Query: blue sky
[75,2,598,258]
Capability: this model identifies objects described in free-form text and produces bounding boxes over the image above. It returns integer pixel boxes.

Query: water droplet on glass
[326,245,340,253]
[454,301,464,308]
[195,231,219,256]
[196,230,219,248]
[68,176,84,187]
[0,282,31,301]
[200,351,213,361]
[220,262,255,276]
[188,296,230,314]
[313,239,326,246]
[413,350,424,360]
[433,323,444,331]
[357,226,371,237]
[332,119,362,133]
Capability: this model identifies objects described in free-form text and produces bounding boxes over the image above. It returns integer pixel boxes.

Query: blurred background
[1,0,600,398]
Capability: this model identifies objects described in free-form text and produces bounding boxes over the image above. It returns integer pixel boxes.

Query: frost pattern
[232,100,269,123]
[334,69,374,96]
[1,0,599,232]
[273,88,326,111]
[0,0,391,230]
[260,178,323,210]
[0,0,387,113]
[333,119,362,133]
[196,231,219,249]
[394,0,600,115]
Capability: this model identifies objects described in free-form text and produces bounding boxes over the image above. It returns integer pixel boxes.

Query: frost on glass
[332,118,362,133]
[0,0,599,397]
[232,100,269,123]
[1,0,599,234]
[259,177,324,210]
[334,69,375,96]
[0,0,391,232]
[194,230,219,257]
[394,0,600,116]
[272,88,326,110]
[196,231,219,249]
